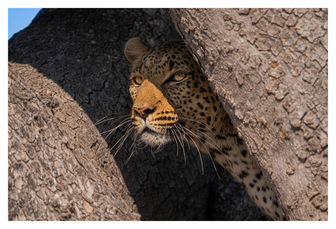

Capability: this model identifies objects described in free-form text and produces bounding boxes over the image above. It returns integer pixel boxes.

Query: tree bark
[8,9,270,220]
[167,8,328,220]
[8,62,140,220]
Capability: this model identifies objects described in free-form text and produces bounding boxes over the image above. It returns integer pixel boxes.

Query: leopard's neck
[188,112,287,220]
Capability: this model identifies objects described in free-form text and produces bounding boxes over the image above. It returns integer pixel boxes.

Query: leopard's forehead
[131,42,195,81]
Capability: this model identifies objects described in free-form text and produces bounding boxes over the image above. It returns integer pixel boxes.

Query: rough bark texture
[8,9,270,221]
[8,62,140,220]
[167,8,328,220]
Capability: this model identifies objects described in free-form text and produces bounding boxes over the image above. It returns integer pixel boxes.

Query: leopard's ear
[124,37,149,64]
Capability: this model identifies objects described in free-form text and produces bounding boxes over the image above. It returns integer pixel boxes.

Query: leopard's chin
[140,127,171,147]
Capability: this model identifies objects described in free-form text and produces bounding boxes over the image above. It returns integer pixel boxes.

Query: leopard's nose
[133,106,156,119]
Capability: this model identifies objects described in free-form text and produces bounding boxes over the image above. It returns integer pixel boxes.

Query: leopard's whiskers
[178,122,221,153]
[203,147,221,179]
[178,117,222,151]
[111,123,134,157]
[170,128,180,157]
[176,123,204,174]
[94,112,130,126]
[125,132,139,164]
[96,117,132,156]
[100,118,132,135]
[173,124,187,163]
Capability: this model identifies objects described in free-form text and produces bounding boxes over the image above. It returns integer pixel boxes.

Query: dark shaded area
[8,9,266,220]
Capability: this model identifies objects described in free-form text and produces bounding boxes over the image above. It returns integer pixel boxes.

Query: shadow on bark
[8,9,267,220]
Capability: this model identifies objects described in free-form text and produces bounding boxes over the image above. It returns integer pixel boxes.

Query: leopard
[123,37,287,220]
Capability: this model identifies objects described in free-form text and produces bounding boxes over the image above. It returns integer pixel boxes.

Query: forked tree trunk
[9,9,270,221]
[8,8,327,221]
[167,8,328,220]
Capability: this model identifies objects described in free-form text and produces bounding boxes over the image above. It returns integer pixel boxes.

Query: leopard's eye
[132,75,143,86]
[171,72,186,82]
[163,71,189,85]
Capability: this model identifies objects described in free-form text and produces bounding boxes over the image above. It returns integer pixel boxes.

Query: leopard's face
[124,38,224,147]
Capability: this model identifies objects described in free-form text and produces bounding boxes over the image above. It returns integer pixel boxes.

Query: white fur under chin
[140,131,171,147]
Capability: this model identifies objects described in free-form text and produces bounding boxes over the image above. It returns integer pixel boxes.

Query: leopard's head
[124,38,224,148]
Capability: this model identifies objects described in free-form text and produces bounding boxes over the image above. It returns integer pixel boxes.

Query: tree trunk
[167,8,328,220]
[8,61,140,220]
[9,9,270,220]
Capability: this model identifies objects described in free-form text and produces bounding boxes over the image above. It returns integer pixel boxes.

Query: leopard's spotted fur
[124,37,286,220]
